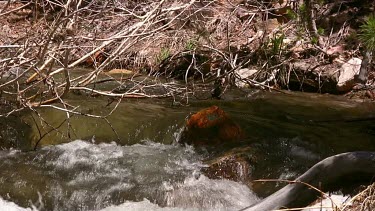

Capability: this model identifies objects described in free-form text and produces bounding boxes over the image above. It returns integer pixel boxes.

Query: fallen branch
[241,151,375,211]
[0,1,31,17]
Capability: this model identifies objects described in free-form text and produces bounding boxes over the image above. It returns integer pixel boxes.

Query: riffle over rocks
[180,106,249,183]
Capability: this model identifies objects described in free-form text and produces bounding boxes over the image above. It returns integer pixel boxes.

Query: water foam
[0,197,36,211]
[162,175,259,211]
[99,174,259,211]
[100,199,197,211]
[0,140,259,210]
[50,140,124,169]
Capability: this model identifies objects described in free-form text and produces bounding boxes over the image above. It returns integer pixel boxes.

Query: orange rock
[181,106,243,146]
[186,106,226,129]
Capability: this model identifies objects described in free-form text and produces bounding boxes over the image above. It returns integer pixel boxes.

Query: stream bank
[1,0,375,105]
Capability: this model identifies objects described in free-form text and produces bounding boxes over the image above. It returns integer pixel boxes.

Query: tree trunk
[304,0,319,39]
[357,50,373,83]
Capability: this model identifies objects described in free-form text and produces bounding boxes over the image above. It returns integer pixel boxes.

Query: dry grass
[346,182,375,211]
[249,179,375,211]
[301,182,375,211]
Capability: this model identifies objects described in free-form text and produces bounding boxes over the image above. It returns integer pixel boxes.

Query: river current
[1,91,375,210]
[0,140,259,211]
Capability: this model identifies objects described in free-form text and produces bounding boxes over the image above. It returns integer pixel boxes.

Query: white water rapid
[0,140,259,211]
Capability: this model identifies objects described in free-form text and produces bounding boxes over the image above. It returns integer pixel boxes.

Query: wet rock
[202,147,254,183]
[337,58,362,92]
[180,106,243,146]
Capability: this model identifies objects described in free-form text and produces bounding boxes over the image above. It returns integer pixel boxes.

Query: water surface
[1,91,375,210]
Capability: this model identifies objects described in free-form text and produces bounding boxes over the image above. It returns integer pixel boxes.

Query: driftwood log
[243,151,375,211]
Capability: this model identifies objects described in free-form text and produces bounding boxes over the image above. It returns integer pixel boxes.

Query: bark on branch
[304,0,319,40]
[243,151,375,211]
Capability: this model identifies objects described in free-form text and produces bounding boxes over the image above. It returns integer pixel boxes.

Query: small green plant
[286,8,297,20]
[156,47,170,63]
[296,26,305,39]
[311,36,318,45]
[299,3,306,15]
[185,39,197,51]
[270,33,285,55]
[359,16,375,51]
[298,3,308,23]
[317,27,325,35]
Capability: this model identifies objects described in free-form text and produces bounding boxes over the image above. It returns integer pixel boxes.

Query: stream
[1,91,375,210]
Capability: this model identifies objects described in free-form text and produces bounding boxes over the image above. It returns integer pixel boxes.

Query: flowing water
[0,140,258,211]
[1,91,375,210]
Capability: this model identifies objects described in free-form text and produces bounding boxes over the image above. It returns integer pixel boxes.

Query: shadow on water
[0,90,375,210]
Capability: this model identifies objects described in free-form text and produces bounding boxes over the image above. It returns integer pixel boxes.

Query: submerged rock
[180,106,243,146]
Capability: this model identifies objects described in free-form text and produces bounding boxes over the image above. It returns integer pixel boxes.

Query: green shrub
[311,36,318,45]
[299,3,306,19]
[286,8,297,20]
[359,16,375,51]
